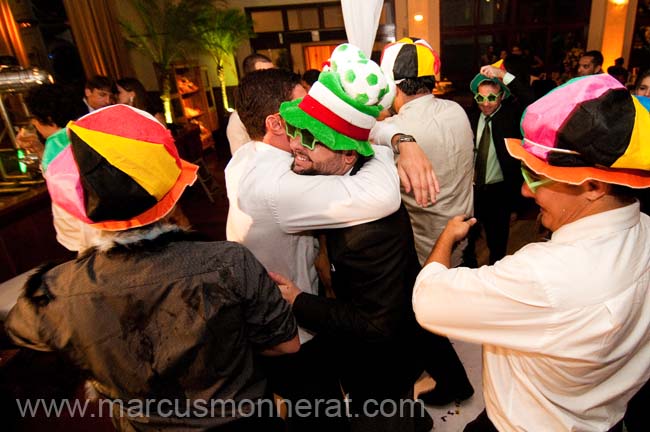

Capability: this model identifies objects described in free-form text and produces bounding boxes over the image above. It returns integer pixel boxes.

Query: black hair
[25,83,88,127]
[583,50,604,67]
[85,75,114,92]
[396,76,436,96]
[242,53,273,76]
[634,69,650,90]
[302,69,320,87]
[236,69,302,140]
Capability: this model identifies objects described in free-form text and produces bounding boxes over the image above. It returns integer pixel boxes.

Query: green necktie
[475,116,491,187]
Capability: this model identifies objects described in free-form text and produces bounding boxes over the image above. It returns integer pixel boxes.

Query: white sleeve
[51,204,101,252]
[412,245,555,351]
[226,111,252,156]
[369,120,400,147]
[272,145,401,233]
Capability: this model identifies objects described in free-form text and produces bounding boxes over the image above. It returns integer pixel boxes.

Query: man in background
[227,53,275,155]
[464,64,534,266]
[83,75,114,112]
[577,50,604,76]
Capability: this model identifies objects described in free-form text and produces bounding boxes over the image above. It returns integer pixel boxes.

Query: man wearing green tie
[464,65,534,266]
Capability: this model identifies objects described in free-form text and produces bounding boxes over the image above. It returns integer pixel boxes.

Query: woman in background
[633,69,650,96]
[116,77,165,125]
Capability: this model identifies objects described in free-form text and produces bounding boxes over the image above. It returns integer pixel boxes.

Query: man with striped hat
[377,37,475,269]
[273,43,470,431]
[5,104,300,431]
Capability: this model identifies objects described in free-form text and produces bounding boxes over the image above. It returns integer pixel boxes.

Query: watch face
[399,135,416,142]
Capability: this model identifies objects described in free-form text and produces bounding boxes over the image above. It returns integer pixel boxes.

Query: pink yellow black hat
[41,104,198,230]
[506,74,650,188]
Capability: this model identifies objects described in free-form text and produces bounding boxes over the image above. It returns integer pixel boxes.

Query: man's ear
[581,180,609,202]
[342,150,358,166]
[265,113,285,136]
[84,88,91,98]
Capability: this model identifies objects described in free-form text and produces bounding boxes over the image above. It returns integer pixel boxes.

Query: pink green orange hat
[42,104,198,230]
[506,74,650,188]
[279,43,395,157]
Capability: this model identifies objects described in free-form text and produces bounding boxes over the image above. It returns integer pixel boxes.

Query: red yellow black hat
[42,105,198,230]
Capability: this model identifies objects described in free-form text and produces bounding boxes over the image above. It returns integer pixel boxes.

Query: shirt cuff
[370,121,400,147]
[503,72,515,85]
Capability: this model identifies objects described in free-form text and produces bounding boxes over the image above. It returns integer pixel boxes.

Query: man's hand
[480,65,505,80]
[424,215,477,267]
[269,271,302,305]
[394,138,440,206]
[442,215,477,244]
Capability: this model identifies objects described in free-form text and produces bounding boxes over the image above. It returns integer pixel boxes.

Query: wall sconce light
[609,0,628,4]
[414,14,424,22]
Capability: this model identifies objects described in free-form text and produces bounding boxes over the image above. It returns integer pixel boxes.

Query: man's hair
[242,53,273,76]
[477,80,502,95]
[583,50,604,67]
[85,75,114,92]
[26,83,88,127]
[236,69,302,140]
[397,76,436,96]
[302,69,320,87]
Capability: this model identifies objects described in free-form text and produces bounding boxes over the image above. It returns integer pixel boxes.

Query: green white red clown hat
[506,74,650,188]
[42,104,198,230]
[279,43,395,157]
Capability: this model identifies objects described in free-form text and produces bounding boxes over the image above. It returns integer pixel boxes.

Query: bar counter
[0,185,74,283]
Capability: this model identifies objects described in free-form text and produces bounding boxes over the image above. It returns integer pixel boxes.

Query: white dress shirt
[413,201,650,431]
[226,111,251,156]
[226,142,400,342]
[372,95,474,266]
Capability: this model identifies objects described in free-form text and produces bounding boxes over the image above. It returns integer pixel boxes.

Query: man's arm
[237,246,299,355]
[371,121,440,206]
[274,146,401,233]
[259,334,300,356]
[413,216,554,351]
[270,272,388,342]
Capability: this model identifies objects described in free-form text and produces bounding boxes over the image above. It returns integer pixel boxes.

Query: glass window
[251,11,283,33]
[441,0,474,28]
[287,8,319,30]
[479,0,509,25]
[441,36,475,82]
[554,0,590,23]
[323,5,344,28]
[517,0,549,25]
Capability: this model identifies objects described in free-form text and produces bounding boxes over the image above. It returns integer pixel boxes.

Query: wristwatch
[392,134,416,154]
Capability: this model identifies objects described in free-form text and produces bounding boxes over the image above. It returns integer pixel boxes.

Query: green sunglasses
[474,92,502,103]
[520,164,554,193]
[286,123,319,150]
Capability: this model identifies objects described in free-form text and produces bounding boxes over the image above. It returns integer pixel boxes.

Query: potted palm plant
[190,8,254,112]
[119,0,225,123]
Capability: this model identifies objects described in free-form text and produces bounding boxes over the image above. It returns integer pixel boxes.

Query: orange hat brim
[89,159,199,231]
[505,138,650,188]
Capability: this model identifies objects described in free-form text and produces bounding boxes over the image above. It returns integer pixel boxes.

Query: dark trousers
[465,182,512,266]
[465,409,625,432]
[624,376,650,431]
[261,338,349,432]
[416,327,473,396]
